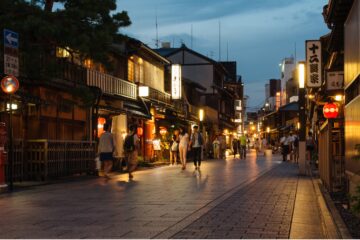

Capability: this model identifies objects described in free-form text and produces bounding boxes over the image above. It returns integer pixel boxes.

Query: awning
[123,99,151,119]
[279,101,299,112]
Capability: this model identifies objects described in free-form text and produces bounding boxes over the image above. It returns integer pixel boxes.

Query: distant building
[279,57,295,106]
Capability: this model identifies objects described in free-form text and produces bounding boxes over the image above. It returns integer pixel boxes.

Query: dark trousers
[192,147,202,167]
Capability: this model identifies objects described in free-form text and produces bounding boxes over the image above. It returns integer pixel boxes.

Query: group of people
[97,124,139,179]
[169,125,204,171]
[279,131,299,162]
[98,124,206,180]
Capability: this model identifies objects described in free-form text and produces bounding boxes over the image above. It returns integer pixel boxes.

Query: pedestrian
[219,135,226,159]
[306,131,316,165]
[239,134,247,159]
[124,125,139,179]
[189,125,204,171]
[280,132,291,162]
[178,127,189,170]
[212,136,220,159]
[98,123,115,178]
[261,137,268,155]
[292,132,299,163]
[170,134,179,165]
[232,137,238,158]
[254,138,260,154]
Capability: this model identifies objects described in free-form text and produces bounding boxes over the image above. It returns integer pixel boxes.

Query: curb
[311,177,352,239]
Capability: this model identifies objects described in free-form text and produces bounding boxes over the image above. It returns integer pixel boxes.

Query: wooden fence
[5,139,96,182]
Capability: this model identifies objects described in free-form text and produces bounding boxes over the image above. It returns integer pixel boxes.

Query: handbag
[171,141,179,152]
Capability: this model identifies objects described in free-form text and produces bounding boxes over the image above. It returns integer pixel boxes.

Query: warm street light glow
[298,62,305,89]
[199,109,204,122]
[266,127,270,133]
[335,95,343,101]
[297,122,300,130]
[307,94,315,99]
[265,103,269,107]
[251,126,255,131]
[139,86,149,97]
[6,103,18,110]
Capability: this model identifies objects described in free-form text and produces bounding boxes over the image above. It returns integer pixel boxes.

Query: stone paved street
[0,151,330,239]
[172,162,297,239]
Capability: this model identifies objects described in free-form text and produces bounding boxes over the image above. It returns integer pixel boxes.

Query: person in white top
[98,123,114,178]
[280,132,292,162]
[178,127,189,170]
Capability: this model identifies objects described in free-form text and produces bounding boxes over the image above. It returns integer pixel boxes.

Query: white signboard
[3,29,19,77]
[4,54,19,76]
[327,71,343,90]
[306,40,322,88]
[171,64,181,99]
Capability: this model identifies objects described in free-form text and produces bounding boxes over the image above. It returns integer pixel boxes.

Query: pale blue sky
[116,0,329,109]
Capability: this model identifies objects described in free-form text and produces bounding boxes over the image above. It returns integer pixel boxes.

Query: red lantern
[137,127,143,137]
[323,102,339,119]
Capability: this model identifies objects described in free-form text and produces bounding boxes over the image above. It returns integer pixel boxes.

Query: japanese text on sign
[306,40,322,88]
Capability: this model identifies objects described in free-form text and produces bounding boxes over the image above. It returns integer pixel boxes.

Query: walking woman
[170,134,179,165]
[98,123,114,178]
[178,127,189,170]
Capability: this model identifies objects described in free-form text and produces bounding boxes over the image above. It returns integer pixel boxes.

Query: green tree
[0,0,131,74]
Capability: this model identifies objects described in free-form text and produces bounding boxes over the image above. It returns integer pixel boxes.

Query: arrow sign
[3,29,19,49]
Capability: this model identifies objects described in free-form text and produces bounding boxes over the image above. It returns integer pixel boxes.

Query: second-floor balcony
[86,69,137,100]
[141,86,171,105]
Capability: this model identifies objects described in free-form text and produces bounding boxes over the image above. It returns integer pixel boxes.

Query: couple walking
[98,124,139,179]
[178,125,204,171]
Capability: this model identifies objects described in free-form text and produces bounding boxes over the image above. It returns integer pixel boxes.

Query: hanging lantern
[137,127,143,137]
[323,102,339,119]
[159,127,167,136]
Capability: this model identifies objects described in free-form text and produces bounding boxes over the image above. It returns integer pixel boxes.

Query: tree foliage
[0,0,131,73]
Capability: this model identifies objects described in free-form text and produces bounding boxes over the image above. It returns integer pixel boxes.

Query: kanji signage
[306,40,322,88]
[3,29,19,77]
[327,71,344,91]
[171,64,182,100]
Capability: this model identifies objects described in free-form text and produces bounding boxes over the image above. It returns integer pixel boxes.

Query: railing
[147,86,172,105]
[5,140,96,182]
[86,69,137,100]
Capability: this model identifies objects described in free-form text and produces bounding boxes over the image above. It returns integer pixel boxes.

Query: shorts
[306,145,314,152]
[100,152,113,161]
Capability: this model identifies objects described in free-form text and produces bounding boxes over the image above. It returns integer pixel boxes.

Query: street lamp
[199,108,204,133]
[298,62,306,175]
[1,75,20,191]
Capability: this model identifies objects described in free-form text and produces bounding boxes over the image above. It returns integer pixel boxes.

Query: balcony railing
[86,69,137,100]
[146,86,171,105]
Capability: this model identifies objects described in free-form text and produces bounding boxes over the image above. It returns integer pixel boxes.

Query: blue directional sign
[3,29,19,49]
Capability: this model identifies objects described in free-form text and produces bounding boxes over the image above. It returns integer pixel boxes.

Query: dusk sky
[116,0,329,109]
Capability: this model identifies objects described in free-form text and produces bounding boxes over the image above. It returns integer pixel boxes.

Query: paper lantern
[159,127,167,136]
[137,127,143,136]
[323,102,339,119]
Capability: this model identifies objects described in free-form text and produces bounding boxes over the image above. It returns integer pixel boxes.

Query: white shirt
[179,133,189,147]
[98,131,114,153]
[191,132,202,148]
[280,136,291,146]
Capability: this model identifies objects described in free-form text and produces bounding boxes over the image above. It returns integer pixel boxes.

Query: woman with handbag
[170,134,179,165]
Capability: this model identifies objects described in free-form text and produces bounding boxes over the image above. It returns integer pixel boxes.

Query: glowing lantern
[137,127,143,137]
[97,117,106,137]
[323,102,339,119]
[159,127,167,136]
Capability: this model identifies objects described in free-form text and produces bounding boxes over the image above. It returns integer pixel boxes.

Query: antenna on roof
[155,9,159,48]
[218,20,221,61]
[294,42,297,63]
[191,24,193,49]
[227,41,229,61]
